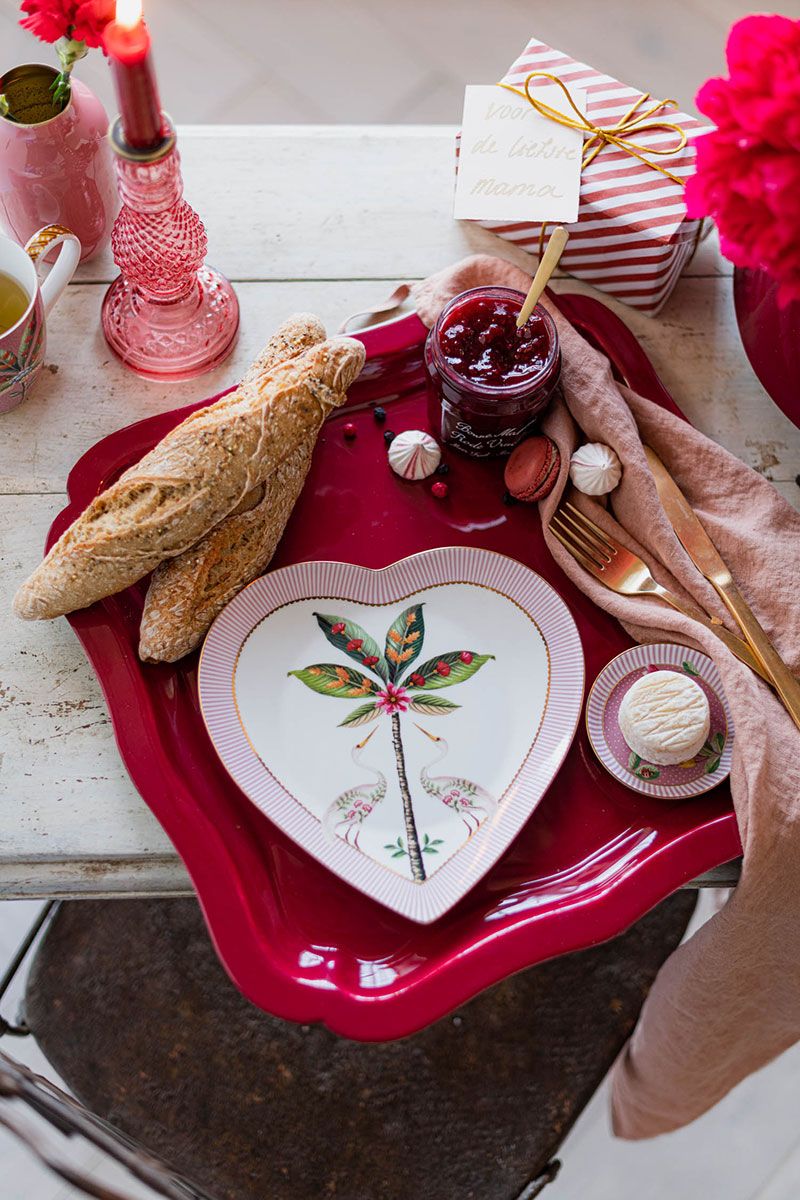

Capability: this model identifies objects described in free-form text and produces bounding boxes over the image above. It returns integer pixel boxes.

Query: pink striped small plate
[199,546,584,924]
[586,643,734,800]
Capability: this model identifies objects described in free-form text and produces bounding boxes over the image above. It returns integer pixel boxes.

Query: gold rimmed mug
[0,223,81,413]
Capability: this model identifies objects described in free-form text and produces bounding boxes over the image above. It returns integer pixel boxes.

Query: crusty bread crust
[14,320,365,620]
[139,438,313,662]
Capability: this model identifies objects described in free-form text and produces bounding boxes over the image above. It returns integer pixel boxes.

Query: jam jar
[424,286,561,458]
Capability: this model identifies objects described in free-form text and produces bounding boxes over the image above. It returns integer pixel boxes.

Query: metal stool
[10,891,695,1199]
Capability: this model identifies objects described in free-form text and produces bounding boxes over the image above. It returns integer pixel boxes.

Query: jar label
[446,415,540,458]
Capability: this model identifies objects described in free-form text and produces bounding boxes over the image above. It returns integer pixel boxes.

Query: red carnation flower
[409,672,426,687]
[19,0,73,42]
[331,622,346,634]
[72,0,115,48]
[346,638,363,652]
[686,14,800,305]
[435,661,450,677]
[19,0,112,48]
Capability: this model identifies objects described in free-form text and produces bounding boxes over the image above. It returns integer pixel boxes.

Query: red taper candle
[103,0,164,151]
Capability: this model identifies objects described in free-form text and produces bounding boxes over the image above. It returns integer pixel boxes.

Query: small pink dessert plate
[585,643,734,800]
[199,547,584,924]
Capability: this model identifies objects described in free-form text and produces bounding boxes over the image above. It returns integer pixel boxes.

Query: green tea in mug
[0,272,30,334]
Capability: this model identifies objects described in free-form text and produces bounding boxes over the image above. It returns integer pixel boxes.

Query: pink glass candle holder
[101,117,239,381]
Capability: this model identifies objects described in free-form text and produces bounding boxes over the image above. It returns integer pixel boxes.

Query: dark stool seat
[24,894,695,1200]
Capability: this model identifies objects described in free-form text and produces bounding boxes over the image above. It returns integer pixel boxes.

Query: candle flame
[116,0,143,28]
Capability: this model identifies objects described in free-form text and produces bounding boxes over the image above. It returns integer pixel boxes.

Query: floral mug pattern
[0,223,81,413]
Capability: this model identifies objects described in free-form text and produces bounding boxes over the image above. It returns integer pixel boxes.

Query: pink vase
[0,63,117,263]
[733,266,800,431]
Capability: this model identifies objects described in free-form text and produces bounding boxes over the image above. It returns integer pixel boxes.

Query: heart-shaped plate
[199,548,584,923]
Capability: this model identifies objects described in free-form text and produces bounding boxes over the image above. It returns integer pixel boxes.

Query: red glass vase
[733,266,800,430]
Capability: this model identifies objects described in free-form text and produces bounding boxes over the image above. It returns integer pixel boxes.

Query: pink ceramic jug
[0,63,116,263]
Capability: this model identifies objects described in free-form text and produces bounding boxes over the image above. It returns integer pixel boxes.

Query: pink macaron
[504,435,561,503]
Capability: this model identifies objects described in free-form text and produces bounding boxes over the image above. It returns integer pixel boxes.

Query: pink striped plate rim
[198,546,584,924]
[585,643,734,800]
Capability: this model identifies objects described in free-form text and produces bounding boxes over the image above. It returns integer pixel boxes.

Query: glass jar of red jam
[424,286,561,458]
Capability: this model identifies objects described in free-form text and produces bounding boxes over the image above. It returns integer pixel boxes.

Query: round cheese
[618,669,710,766]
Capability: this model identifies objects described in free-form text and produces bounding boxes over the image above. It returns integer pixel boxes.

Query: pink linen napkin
[412,255,800,1138]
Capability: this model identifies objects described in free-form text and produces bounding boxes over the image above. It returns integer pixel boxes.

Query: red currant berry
[435,661,451,677]
[346,638,363,652]
[331,622,346,634]
[343,422,357,439]
[410,672,426,687]
[431,481,449,500]
[459,651,473,664]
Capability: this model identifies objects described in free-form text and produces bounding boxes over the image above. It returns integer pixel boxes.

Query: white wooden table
[1,126,797,900]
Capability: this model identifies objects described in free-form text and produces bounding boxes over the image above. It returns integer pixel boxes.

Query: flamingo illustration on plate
[289,604,494,882]
[415,724,497,834]
[322,727,388,848]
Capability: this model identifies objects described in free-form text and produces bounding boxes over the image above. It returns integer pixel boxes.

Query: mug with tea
[0,224,81,414]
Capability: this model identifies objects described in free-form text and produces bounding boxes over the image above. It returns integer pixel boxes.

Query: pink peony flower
[375,684,410,716]
[686,15,800,304]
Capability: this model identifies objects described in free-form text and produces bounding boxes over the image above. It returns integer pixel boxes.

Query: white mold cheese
[618,669,710,766]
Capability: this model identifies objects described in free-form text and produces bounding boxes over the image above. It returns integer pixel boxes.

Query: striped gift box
[458,38,708,314]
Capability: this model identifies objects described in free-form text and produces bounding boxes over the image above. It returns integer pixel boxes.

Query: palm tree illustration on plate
[289,604,493,883]
[414,724,497,834]
[0,314,43,406]
[322,727,387,848]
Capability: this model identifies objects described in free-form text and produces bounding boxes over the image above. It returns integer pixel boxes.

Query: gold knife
[645,446,800,731]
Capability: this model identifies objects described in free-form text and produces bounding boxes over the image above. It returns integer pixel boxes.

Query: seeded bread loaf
[139,437,314,662]
[14,318,365,620]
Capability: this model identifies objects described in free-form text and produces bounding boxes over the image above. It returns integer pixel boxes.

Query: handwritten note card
[454,84,584,223]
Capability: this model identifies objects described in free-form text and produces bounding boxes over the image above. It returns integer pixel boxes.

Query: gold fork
[550,500,770,682]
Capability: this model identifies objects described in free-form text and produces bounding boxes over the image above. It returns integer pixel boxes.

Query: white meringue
[388,429,442,481]
[569,442,622,496]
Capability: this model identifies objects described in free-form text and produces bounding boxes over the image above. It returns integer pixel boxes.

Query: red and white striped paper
[458,38,707,314]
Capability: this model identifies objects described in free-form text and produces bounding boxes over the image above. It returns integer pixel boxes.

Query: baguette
[14,321,365,620]
[137,315,324,661]
[239,313,325,386]
[139,436,314,662]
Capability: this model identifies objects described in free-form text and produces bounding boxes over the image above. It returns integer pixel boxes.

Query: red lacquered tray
[49,292,741,1040]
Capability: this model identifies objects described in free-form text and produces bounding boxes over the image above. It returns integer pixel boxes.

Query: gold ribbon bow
[498,71,689,186]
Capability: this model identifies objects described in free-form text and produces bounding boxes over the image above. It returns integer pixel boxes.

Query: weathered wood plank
[0,281,395,496]
[0,858,188,900]
[1,495,174,877]
[72,127,728,286]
